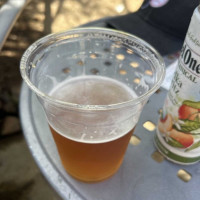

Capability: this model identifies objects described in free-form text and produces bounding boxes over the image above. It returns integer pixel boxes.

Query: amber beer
[50,126,135,182]
[48,75,137,182]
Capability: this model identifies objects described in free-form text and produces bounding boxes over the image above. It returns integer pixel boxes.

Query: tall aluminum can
[155,6,200,164]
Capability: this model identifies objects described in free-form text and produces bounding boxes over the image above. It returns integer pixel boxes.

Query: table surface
[20,81,200,200]
[19,19,200,200]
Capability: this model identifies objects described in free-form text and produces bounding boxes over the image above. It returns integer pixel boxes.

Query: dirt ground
[0,0,131,199]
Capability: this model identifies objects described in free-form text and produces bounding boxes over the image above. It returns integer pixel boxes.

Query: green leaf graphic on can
[183,100,200,109]
[174,120,200,133]
[167,138,184,148]
[185,141,200,152]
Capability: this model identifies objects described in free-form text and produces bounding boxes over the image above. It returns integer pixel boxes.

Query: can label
[155,8,200,164]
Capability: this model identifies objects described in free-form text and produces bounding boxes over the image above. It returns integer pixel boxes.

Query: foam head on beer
[47,75,139,143]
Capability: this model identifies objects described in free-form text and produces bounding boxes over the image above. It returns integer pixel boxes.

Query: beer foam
[49,75,137,105]
[48,75,139,143]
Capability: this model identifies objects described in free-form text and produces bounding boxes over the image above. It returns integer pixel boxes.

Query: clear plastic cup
[20,28,165,182]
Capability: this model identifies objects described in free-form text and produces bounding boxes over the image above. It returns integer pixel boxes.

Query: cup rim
[20,27,165,111]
